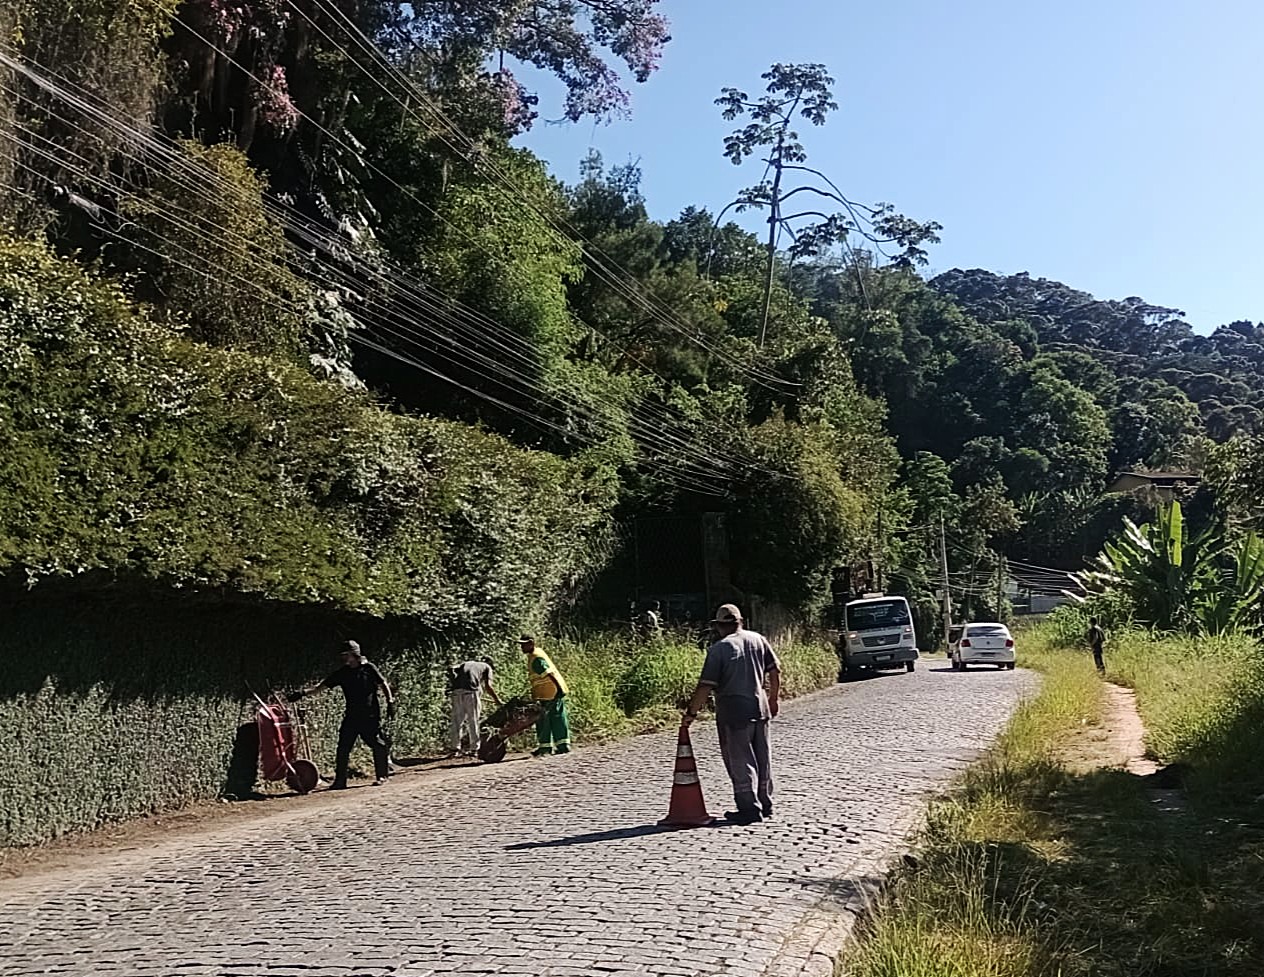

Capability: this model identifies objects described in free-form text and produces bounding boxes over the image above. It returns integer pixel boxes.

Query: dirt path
[1056,680,1185,814]
[1057,682,1156,775]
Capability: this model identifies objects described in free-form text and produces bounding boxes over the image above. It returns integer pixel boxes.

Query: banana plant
[1076,501,1212,633]
[1076,501,1264,635]
[1196,531,1264,634]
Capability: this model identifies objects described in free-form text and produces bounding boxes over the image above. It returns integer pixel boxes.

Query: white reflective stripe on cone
[673,772,700,786]
[676,744,694,758]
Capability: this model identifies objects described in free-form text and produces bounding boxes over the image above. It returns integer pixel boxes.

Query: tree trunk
[758,140,785,349]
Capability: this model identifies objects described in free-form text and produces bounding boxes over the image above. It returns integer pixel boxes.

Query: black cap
[343,639,361,655]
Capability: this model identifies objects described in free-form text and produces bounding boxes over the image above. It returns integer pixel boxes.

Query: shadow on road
[926,665,1013,675]
[507,820,741,849]
[789,873,888,914]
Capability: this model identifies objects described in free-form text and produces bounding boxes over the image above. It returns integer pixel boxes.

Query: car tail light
[1005,638,1014,648]
[960,638,971,648]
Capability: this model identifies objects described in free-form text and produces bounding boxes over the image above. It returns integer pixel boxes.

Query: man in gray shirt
[682,603,781,824]
[447,656,502,758]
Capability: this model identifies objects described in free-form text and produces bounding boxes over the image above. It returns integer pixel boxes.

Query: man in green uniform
[520,634,570,756]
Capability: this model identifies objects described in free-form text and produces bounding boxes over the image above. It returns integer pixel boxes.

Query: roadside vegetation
[538,633,838,743]
[840,617,1264,977]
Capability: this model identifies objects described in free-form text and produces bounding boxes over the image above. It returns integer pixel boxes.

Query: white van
[839,594,919,678]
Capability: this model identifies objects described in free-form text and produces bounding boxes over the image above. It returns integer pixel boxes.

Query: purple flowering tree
[177,0,668,145]
[403,0,670,126]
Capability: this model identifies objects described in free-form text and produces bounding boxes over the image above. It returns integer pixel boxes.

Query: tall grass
[841,624,1264,977]
[844,632,1094,977]
[1107,630,1264,783]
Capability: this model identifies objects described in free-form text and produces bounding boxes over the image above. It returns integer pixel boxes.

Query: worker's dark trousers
[1093,648,1105,674]
[333,713,390,786]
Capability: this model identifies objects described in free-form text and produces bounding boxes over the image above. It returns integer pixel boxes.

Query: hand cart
[477,696,543,763]
[252,688,322,793]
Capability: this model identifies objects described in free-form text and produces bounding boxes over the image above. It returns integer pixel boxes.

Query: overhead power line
[0,49,795,495]
[79,11,798,482]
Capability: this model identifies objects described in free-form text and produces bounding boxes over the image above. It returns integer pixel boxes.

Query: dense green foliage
[0,236,613,628]
[1072,501,1264,635]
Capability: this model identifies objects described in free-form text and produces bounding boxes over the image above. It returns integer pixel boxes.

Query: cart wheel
[478,736,508,764]
[285,759,320,794]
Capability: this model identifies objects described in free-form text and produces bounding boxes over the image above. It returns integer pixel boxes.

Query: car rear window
[966,625,1008,637]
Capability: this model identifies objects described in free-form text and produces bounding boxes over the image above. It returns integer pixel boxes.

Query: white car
[951,622,1016,670]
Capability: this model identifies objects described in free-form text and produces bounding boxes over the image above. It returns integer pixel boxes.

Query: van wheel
[905,661,915,673]
[1006,663,1016,670]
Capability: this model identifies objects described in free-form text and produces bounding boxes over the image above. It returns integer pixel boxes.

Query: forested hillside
[4,0,1263,625]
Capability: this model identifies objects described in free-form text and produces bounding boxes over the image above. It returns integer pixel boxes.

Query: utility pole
[939,515,951,652]
[996,555,1006,620]
[875,501,884,592]
[758,157,782,349]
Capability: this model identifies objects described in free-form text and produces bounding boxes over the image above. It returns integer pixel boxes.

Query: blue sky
[517,0,1263,333]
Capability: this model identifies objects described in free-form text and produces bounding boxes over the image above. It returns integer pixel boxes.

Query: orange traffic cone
[658,724,718,828]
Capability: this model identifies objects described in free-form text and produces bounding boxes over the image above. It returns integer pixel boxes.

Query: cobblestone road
[0,665,1035,977]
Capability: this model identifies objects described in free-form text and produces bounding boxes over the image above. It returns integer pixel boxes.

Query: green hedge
[0,607,841,847]
[0,600,441,846]
[0,235,615,631]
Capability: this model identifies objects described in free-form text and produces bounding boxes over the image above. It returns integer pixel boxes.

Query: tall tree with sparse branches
[715,63,942,346]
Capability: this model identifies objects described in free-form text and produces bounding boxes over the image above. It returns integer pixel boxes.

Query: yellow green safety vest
[528,649,568,700]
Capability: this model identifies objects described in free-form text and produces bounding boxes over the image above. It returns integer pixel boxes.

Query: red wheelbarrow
[477,696,543,763]
[252,689,321,793]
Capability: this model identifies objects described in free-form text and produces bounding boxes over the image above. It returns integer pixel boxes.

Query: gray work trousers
[717,719,773,813]
[449,690,482,752]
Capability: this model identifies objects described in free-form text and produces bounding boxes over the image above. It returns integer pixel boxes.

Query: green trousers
[535,696,571,753]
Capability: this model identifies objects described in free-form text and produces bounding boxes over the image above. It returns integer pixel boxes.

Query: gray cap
[342,639,362,655]
[709,603,743,625]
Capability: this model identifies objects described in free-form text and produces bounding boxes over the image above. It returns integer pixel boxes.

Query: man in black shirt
[1087,617,1106,675]
[294,640,395,789]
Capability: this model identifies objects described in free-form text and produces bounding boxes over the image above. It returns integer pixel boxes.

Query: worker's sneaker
[761,805,774,821]
[532,747,553,757]
[724,809,763,825]
[554,744,571,755]
[371,778,386,787]
[329,782,349,791]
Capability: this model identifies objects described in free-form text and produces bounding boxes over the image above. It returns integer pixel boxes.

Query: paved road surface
[0,665,1035,977]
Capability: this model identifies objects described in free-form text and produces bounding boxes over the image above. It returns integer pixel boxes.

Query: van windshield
[846,600,910,632]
